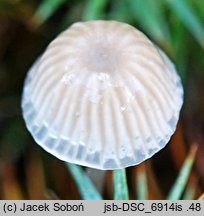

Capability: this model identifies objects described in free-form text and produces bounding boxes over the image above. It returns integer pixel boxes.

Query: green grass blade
[127,0,171,46]
[167,145,198,200]
[171,16,188,81]
[167,0,204,48]
[194,1,204,21]
[136,164,148,200]
[83,0,108,20]
[32,0,67,25]
[113,169,129,200]
[65,163,102,200]
[108,0,134,23]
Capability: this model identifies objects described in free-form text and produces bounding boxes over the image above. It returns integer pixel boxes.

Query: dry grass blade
[30,0,67,27]
[136,163,148,200]
[1,161,23,200]
[25,149,46,199]
[198,193,204,200]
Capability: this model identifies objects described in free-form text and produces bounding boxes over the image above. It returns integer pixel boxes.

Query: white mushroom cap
[21,20,183,170]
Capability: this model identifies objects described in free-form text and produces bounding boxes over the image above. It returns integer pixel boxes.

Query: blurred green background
[0,0,204,200]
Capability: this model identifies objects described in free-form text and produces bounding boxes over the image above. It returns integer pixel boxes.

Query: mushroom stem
[113,168,129,200]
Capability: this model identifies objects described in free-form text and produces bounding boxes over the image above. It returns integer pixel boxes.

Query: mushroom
[21,20,183,170]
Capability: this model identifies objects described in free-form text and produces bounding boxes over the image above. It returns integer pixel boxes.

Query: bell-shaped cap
[22,21,183,170]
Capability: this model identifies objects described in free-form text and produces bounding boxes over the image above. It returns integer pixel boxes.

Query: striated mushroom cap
[21,20,183,170]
